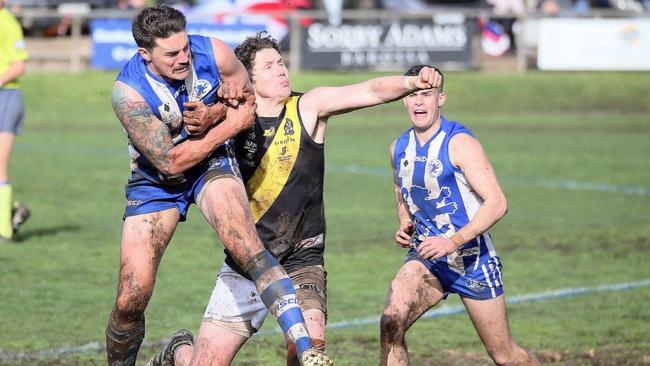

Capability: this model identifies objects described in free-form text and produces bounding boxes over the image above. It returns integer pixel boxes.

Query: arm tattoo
[112,85,173,173]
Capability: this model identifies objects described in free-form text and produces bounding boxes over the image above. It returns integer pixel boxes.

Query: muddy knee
[111,283,152,328]
[380,312,406,344]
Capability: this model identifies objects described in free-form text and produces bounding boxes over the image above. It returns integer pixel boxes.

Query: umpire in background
[0,0,30,241]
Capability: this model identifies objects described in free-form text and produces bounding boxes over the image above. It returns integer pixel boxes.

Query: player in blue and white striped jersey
[380,65,539,366]
[106,6,328,366]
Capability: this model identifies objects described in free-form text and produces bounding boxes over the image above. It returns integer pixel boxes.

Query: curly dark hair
[404,65,444,91]
[132,5,186,50]
[234,31,281,80]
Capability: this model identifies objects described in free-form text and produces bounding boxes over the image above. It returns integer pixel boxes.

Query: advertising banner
[538,18,650,71]
[300,16,473,70]
[90,19,265,69]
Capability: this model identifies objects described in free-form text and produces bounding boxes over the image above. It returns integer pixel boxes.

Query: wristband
[403,76,416,91]
[450,232,465,247]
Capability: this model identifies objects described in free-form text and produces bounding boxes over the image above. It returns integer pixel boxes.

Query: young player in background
[380,65,540,366]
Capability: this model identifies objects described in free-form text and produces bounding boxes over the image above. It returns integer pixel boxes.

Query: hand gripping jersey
[393,117,499,276]
[228,94,326,276]
[116,35,231,185]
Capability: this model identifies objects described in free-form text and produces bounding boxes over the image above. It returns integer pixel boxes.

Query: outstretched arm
[300,67,441,123]
[112,81,255,176]
[390,141,415,248]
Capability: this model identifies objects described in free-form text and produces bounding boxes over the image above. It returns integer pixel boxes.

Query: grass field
[0,70,649,365]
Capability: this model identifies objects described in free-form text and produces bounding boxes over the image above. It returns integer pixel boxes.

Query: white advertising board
[538,18,650,71]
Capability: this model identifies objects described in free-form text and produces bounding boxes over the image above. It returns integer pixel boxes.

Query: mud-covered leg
[106,208,180,366]
[380,261,444,366]
[197,176,330,365]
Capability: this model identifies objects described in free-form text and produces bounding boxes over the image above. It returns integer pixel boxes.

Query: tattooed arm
[112,81,255,176]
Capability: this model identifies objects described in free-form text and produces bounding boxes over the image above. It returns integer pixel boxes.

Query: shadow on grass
[11,224,81,242]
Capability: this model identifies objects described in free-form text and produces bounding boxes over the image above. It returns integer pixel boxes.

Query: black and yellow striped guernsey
[226,93,325,276]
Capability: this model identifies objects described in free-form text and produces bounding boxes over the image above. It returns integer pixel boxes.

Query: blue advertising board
[90,19,265,69]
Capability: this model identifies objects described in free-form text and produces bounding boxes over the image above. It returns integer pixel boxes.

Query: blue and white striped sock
[247,251,312,357]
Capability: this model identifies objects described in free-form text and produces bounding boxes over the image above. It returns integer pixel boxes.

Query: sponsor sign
[300,17,472,70]
[538,18,650,71]
[90,19,264,69]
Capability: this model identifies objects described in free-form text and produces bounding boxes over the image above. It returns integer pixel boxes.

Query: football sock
[0,183,12,239]
[105,317,145,366]
[245,251,312,358]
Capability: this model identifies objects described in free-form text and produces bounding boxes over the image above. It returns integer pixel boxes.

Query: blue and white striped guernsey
[393,116,499,276]
[116,34,226,185]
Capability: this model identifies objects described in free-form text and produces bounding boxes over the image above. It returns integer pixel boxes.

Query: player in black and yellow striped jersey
[232,91,325,278]
[167,32,441,366]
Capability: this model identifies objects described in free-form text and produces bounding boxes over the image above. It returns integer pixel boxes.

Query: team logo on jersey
[284,119,295,135]
[192,79,212,100]
[427,159,443,177]
[263,127,276,137]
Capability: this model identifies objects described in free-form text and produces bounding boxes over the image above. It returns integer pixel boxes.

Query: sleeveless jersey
[393,116,498,275]
[227,93,325,276]
[116,35,223,185]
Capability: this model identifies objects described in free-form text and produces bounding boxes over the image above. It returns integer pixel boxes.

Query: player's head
[403,65,446,131]
[235,32,290,99]
[132,5,190,81]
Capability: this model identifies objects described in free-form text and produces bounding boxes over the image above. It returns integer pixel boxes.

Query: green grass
[0,70,649,365]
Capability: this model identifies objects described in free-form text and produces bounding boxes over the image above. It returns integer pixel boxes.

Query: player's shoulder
[189,34,212,49]
[392,127,414,151]
[202,35,231,55]
[396,126,414,141]
[112,79,146,106]
[443,117,474,139]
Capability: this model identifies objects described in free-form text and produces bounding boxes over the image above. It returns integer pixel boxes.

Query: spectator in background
[482,0,524,56]
[0,0,30,242]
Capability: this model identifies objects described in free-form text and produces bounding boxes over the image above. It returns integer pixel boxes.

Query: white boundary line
[1,279,649,360]
[265,278,650,333]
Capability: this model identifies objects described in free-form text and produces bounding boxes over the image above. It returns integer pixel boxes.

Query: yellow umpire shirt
[0,7,28,89]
